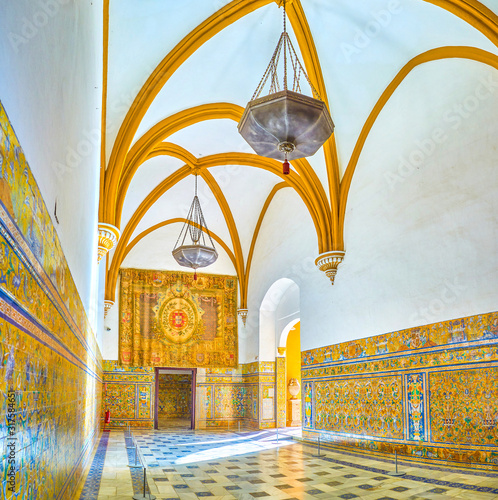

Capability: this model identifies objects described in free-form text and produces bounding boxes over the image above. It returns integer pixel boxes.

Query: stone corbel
[237,308,248,326]
[104,300,114,318]
[97,223,120,263]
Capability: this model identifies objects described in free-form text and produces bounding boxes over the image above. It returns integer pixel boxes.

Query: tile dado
[196,362,276,429]
[0,102,102,499]
[302,311,498,468]
[103,361,277,430]
[102,361,155,428]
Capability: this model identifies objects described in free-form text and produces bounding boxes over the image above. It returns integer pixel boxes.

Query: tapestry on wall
[119,268,238,368]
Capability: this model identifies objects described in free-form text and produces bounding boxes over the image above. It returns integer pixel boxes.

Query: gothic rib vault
[99,0,498,314]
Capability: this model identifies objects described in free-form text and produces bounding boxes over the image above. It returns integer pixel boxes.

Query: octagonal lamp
[172,174,218,279]
[238,89,334,167]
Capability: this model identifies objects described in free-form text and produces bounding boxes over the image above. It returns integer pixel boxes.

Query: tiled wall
[196,362,276,430]
[157,374,192,418]
[302,311,498,469]
[102,361,155,428]
[102,361,277,430]
[0,103,102,498]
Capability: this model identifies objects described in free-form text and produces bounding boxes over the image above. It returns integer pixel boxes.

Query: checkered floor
[80,429,498,499]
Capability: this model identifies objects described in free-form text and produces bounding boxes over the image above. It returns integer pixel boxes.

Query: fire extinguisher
[103,383,111,431]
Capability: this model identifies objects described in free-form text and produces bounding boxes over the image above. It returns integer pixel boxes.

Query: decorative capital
[277,347,286,356]
[104,300,114,318]
[315,250,345,285]
[98,223,120,263]
[238,308,248,326]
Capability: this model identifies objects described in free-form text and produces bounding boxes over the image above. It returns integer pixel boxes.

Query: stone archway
[259,279,300,428]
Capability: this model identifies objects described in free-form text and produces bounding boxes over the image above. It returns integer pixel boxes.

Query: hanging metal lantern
[172,174,218,279]
[238,1,334,174]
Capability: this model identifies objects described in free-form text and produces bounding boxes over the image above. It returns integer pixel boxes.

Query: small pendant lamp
[172,173,218,279]
[238,0,334,175]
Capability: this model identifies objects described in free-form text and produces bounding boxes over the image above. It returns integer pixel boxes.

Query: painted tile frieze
[303,343,498,379]
[0,306,101,498]
[102,362,154,428]
[0,221,100,375]
[302,312,498,467]
[0,102,102,499]
[214,385,246,419]
[303,311,498,367]
[0,103,96,351]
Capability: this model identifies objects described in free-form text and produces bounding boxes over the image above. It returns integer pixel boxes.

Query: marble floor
[157,417,193,431]
[76,429,498,500]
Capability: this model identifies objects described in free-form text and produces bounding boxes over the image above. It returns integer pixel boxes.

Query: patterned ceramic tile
[0,102,102,500]
[158,373,192,418]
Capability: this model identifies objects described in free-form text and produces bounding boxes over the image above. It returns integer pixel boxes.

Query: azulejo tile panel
[302,312,498,366]
[157,373,192,418]
[276,357,286,428]
[102,361,154,428]
[104,361,276,431]
[429,367,498,446]
[196,362,275,429]
[303,381,313,429]
[407,373,426,441]
[214,385,246,419]
[0,102,102,499]
[302,311,498,468]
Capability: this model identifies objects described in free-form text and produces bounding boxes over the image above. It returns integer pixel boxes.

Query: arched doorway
[282,321,301,427]
[259,279,300,428]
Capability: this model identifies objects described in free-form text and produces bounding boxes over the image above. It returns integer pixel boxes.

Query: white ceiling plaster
[128,174,232,248]
[104,1,498,354]
[122,223,236,277]
[120,154,187,228]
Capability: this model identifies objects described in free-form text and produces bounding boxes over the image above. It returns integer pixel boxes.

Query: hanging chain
[173,173,217,252]
[283,0,287,91]
[250,0,322,101]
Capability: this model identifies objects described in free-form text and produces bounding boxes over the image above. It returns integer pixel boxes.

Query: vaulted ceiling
[101,0,498,309]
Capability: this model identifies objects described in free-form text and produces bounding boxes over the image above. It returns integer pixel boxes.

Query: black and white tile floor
[78,429,498,500]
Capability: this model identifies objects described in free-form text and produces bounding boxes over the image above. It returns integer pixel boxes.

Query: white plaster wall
[0,0,102,328]
[275,284,300,347]
[240,188,319,363]
[256,279,300,363]
[247,59,498,354]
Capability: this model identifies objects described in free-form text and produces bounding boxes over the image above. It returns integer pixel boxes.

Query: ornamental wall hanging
[119,268,238,368]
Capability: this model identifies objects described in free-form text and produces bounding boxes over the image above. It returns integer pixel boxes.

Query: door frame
[154,367,197,430]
